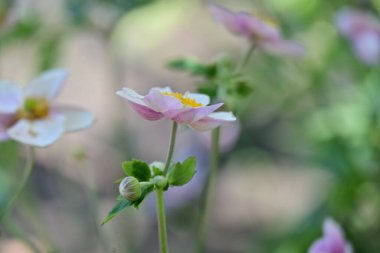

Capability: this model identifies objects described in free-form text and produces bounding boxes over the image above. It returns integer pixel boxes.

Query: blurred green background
[1,0,380,252]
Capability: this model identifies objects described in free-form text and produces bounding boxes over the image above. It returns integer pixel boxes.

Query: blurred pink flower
[0,69,95,147]
[207,2,304,56]
[336,8,380,65]
[308,218,353,253]
[116,87,236,131]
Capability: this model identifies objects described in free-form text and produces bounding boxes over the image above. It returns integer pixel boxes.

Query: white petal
[0,81,23,113]
[24,69,68,100]
[53,105,95,132]
[208,112,237,121]
[116,87,148,106]
[185,92,210,106]
[7,116,65,147]
[151,86,173,93]
[189,112,236,131]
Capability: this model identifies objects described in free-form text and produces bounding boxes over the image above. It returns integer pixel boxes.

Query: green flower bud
[119,177,141,201]
[150,161,165,175]
[152,175,168,190]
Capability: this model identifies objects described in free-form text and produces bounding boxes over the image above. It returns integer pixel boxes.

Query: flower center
[162,92,203,108]
[252,10,278,28]
[18,97,50,120]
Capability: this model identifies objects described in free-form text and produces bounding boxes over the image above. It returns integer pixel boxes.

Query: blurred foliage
[1,0,380,252]
[0,0,157,72]
[167,56,254,115]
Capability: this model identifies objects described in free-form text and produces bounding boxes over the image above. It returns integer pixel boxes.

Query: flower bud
[119,177,141,201]
[150,161,165,174]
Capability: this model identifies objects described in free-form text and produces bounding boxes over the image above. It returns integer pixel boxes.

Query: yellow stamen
[162,92,203,108]
[18,97,50,120]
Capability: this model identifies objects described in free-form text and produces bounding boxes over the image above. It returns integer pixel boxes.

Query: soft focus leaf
[234,80,254,98]
[167,58,217,78]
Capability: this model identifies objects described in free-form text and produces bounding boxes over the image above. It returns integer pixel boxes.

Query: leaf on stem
[122,160,151,181]
[102,184,154,225]
[168,157,196,186]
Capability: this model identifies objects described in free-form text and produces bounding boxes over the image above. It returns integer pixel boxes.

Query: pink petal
[7,115,65,147]
[335,8,380,37]
[353,30,380,65]
[208,2,281,41]
[208,3,245,36]
[116,88,164,121]
[237,12,280,40]
[24,69,68,100]
[170,103,223,124]
[260,39,305,56]
[0,113,16,141]
[189,111,236,131]
[308,218,351,253]
[143,89,182,113]
[0,81,23,113]
[308,239,331,253]
[52,105,95,132]
[324,218,346,248]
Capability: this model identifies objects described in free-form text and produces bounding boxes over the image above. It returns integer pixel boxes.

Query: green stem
[0,147,35,220]
[236,43,256,74]
[163,122,178,175]
[155,121,179,253]
[156,190,169,253]
[2,213,42,253]
[195,127,220,253]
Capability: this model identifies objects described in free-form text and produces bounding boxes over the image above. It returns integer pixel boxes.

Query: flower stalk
[196,43,254,253]
[164,122,178,175]
[156,121,178,253]
[237,43,256,73]
[0,147,35,220]
[156,189,169,253]
[195,126,220,253]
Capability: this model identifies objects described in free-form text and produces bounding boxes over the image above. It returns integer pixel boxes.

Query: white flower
[0,69,95,147]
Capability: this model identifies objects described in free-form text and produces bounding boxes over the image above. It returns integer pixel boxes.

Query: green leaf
[167,58,216,78]
[101,199,132,225]
[122,160,151,181]
[198,84,218,100]
[168,157,196,186]
[234,81,254,98]
[102,183,154,225]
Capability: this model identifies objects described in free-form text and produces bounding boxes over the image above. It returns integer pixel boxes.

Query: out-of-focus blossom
[207,2,304,56]
[0,69,95,147]
[336,8,380,65]
[116,87,236,131]
[308,218,353,253]
[197,120,241,153]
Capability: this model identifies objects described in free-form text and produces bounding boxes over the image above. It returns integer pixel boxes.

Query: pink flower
[308,218,353,253]
[116,87,236,131]
[336,8,380,65]
[0,69,95,147]
[207,2,304,56]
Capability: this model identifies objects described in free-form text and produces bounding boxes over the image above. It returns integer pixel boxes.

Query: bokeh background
[1,0,380,252]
